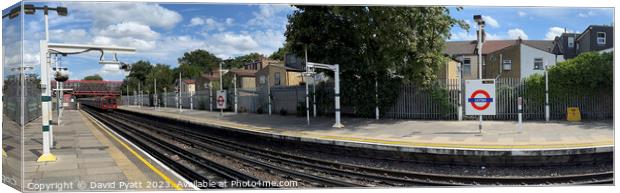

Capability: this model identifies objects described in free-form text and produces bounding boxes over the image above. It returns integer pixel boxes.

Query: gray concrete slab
[22,110,188,191]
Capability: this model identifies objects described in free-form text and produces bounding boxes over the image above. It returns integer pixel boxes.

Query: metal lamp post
[306,62,344,128]
[17,4,135,162]
[474,14,485,133]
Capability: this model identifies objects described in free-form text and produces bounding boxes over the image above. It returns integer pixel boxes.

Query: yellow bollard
[567,107,581,122]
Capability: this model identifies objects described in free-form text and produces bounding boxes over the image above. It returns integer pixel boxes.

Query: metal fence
[120,78,613,121]
[384,78,613,120]
[121,88,265,113]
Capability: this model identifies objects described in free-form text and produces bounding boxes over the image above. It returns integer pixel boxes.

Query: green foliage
[269,43,292,60]
[285,6,466,116]
[428,82,454,115]
[83,74,103,81]
[177,49,221,73]
[224,52,264,69]
[524,51,613,97]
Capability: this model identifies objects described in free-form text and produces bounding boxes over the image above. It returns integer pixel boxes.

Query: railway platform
[118,106,613,164]
[22,110,193,191]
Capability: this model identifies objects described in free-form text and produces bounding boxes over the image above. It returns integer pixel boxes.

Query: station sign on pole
[216,90,227,109]
[465,79,496,115]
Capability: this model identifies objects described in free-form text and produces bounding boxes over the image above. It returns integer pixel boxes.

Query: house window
[259,75,266,85]
[502,59,512,71]
[568,37,574,48]
[274,72,281,86]
[597,32,606,45]
[462,58,471,76]
[534,58,544,70]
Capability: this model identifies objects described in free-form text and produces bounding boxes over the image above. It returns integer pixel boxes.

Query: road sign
[216,90,227,109]
[465,79,496,115]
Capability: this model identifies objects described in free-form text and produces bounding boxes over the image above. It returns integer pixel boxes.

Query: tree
[146,64,175,93]
[269,42,292,60]
[83,74,103,81]
[285,6,466,116]
[224,52,265,69]
[177,49,221,73]
[122,60,153,95]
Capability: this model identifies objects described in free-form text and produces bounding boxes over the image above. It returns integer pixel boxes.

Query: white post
[179,72,183,112]
[59,81,63,125]
[154,78,157,110]
[457,62,463,121]
[163,87,167,108]
[545,64,550,122]
[190,91,194,110]
[234,74,238,114]
[333,64,343,128]
[304,46,310,124]
[518,97,523,133]
[38,38,55,162]
[267,74,272,115]
[209,82,213,111]
[305,75,310,125]
[219,62,223,116]
[477,21,484,133]
[138,82,142,108]
[313,74,317,117]
[375,76,379,120]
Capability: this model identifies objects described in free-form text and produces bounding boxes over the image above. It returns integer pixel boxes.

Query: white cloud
[188,17,205,26]
[247,4,294,30]
[97,22,160,40]
[188,17,234,32]
[482,15,499,28]
[578,10,596,18]
[65,2,182,29]
[507,28,528,40]
[517,11,527,17]
[449,31,476,41]
[545,27,566,40]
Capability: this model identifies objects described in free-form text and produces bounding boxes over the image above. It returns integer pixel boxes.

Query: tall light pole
[21,5,69,162]
[474,14,485,133]
[307,62,343,128]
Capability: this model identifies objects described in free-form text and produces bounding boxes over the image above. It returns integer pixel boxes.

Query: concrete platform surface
[22,110,190,191]
[119,106,613,155]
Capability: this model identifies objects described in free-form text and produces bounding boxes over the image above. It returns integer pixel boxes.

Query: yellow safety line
[122,107,614,150]
[81,111,182,190]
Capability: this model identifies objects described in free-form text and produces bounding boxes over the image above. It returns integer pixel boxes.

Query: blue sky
[4,3,613,81]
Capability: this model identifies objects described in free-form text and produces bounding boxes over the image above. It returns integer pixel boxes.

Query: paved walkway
[120,106,613,150]
[22,110,189,191]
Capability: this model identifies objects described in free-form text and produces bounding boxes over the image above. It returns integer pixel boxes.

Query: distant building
[174,79,195,94]
[552,25,613,60]
[444,38,563,80]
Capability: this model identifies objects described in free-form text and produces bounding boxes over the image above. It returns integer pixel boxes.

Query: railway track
[83,108,262,189]
[86,108,614,187]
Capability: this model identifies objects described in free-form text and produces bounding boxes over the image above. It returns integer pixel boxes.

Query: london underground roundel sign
[465,80,496,115]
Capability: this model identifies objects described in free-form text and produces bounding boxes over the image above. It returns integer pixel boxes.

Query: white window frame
[274,72,281,86]
[462,58,471,76]
[568,37,574,48]
[502,59,512,71]
[533,58,544,70]
[597,32,606,45]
